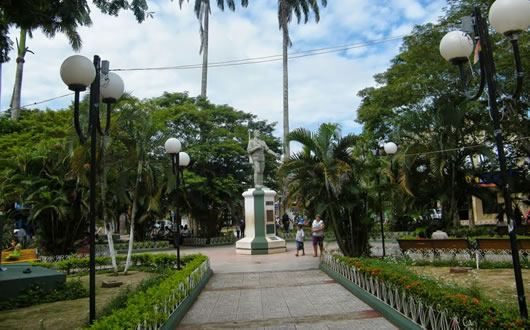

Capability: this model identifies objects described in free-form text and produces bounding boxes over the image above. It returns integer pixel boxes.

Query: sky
[0,0,447,143]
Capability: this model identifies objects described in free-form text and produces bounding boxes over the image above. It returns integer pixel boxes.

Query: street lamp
[439,0,530,318]
[164,138,190,270]
[60,55,124,324]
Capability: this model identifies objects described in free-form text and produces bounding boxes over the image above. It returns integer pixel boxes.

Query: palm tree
[277,0,327,158]
[279,123,372,256]
[178,0,248,98]
[9,12,90,121]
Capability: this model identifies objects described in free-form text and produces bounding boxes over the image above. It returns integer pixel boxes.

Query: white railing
[134,259,211,330]
[321,253,476,330]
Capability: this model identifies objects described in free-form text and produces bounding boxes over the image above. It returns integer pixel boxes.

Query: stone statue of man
[247,131,279,187]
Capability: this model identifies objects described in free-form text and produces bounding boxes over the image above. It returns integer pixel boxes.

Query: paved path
[174,242,398,329]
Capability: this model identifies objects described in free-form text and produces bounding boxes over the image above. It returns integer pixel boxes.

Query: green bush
[88,254,208,329]
[35,253,183,275]
[0,279,88,311]
[334,255,529,329]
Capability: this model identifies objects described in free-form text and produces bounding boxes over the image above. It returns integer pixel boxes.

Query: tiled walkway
[178,269,397,329]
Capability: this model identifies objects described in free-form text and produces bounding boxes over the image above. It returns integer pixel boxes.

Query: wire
[399,136,530,157]
[2,34,407,111]
[111,35,406,72]
[1,93,74,113]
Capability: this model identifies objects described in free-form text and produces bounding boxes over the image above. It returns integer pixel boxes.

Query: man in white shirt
[311,215,325,257]
[431,229,449,239]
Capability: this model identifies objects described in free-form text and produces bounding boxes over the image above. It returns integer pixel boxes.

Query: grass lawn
[0,271,156,330]
[410,266,530,311]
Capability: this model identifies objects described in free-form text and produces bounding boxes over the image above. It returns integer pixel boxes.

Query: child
[6,237,22,261]
[295,224,305,257]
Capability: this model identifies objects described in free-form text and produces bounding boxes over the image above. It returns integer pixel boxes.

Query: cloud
[0,0,446,142]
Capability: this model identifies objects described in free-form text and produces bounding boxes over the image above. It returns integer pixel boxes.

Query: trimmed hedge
[87,254,208,329]
[32,253,183,275]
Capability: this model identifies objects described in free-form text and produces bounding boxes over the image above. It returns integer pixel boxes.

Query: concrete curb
[320,263,422,330]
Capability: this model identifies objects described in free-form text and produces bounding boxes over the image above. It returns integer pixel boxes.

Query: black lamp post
[439,0,529,318]
[164,138,190,270]
[60,55,124,324]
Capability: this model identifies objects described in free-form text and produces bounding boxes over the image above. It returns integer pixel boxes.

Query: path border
[320,263,422,330]
[161,268,213,330]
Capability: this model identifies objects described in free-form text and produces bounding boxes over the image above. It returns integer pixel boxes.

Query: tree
[178,0,248,98]
[1,0,150,120]
[149,92,280,237]
[356,1,529,230]
[277,0,327,158]
[278,123,373,256]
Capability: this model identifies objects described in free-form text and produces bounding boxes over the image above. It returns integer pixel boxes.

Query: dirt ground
[410,266,530,310]
[0,271,156,330]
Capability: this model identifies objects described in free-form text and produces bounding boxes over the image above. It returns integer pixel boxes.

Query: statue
[247,131,279,187]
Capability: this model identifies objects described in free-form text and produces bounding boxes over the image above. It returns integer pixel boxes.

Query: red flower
[473,298,479,304]
[349,258,353,263]
[452,320,458,327]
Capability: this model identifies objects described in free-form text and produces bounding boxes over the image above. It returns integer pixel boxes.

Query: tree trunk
[282,23,290,159]
[200,0,209,98]
[10,29,27,121]
[124,159,143,274]
[100,155,118,275]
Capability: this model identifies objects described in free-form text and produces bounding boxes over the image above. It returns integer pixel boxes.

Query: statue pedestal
[236,187,286,255]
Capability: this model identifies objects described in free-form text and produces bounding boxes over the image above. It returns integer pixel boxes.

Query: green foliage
[334,255,529,328]
[0,278,88,311]
[0,0,151,62]
[99,272,169,319]
[278,123,373,256]
[0,93,279,253]
[88,254,208,329]
[355,0,529,231]
[37,253,193,275]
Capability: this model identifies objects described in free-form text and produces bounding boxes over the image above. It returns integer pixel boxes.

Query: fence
[321,253,475,329]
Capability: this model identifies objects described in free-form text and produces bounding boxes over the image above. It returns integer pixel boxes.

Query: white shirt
[431,230,448,239]
[312,219,325,237]
[296,229,305,242]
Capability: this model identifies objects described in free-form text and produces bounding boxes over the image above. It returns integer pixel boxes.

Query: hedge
[87,254,208,329]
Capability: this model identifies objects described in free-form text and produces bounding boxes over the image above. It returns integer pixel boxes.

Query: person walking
[311,215,325,257]
[295,224,305,256]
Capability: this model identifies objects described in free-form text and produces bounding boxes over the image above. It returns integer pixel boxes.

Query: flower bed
[88,254,210,329]
[321,253,529,329]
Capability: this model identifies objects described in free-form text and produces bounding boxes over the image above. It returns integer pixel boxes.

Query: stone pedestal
[236,187,286,255]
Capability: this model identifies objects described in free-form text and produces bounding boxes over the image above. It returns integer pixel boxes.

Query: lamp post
[164,138,190,270]
[60,55,124,324]
[439,0,530,318]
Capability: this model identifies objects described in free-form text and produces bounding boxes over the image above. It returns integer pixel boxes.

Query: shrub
[88,254,208,329]
[334,256,529,329]
[0,279,88,311]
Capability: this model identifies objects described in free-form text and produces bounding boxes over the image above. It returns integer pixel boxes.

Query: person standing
[311,215,325,257]
[240,219,246,238]
[236,222,241,239]
[295,224,305,257]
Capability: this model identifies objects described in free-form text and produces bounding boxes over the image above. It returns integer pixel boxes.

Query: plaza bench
[397,239,471,258]
[1,248,39,264]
